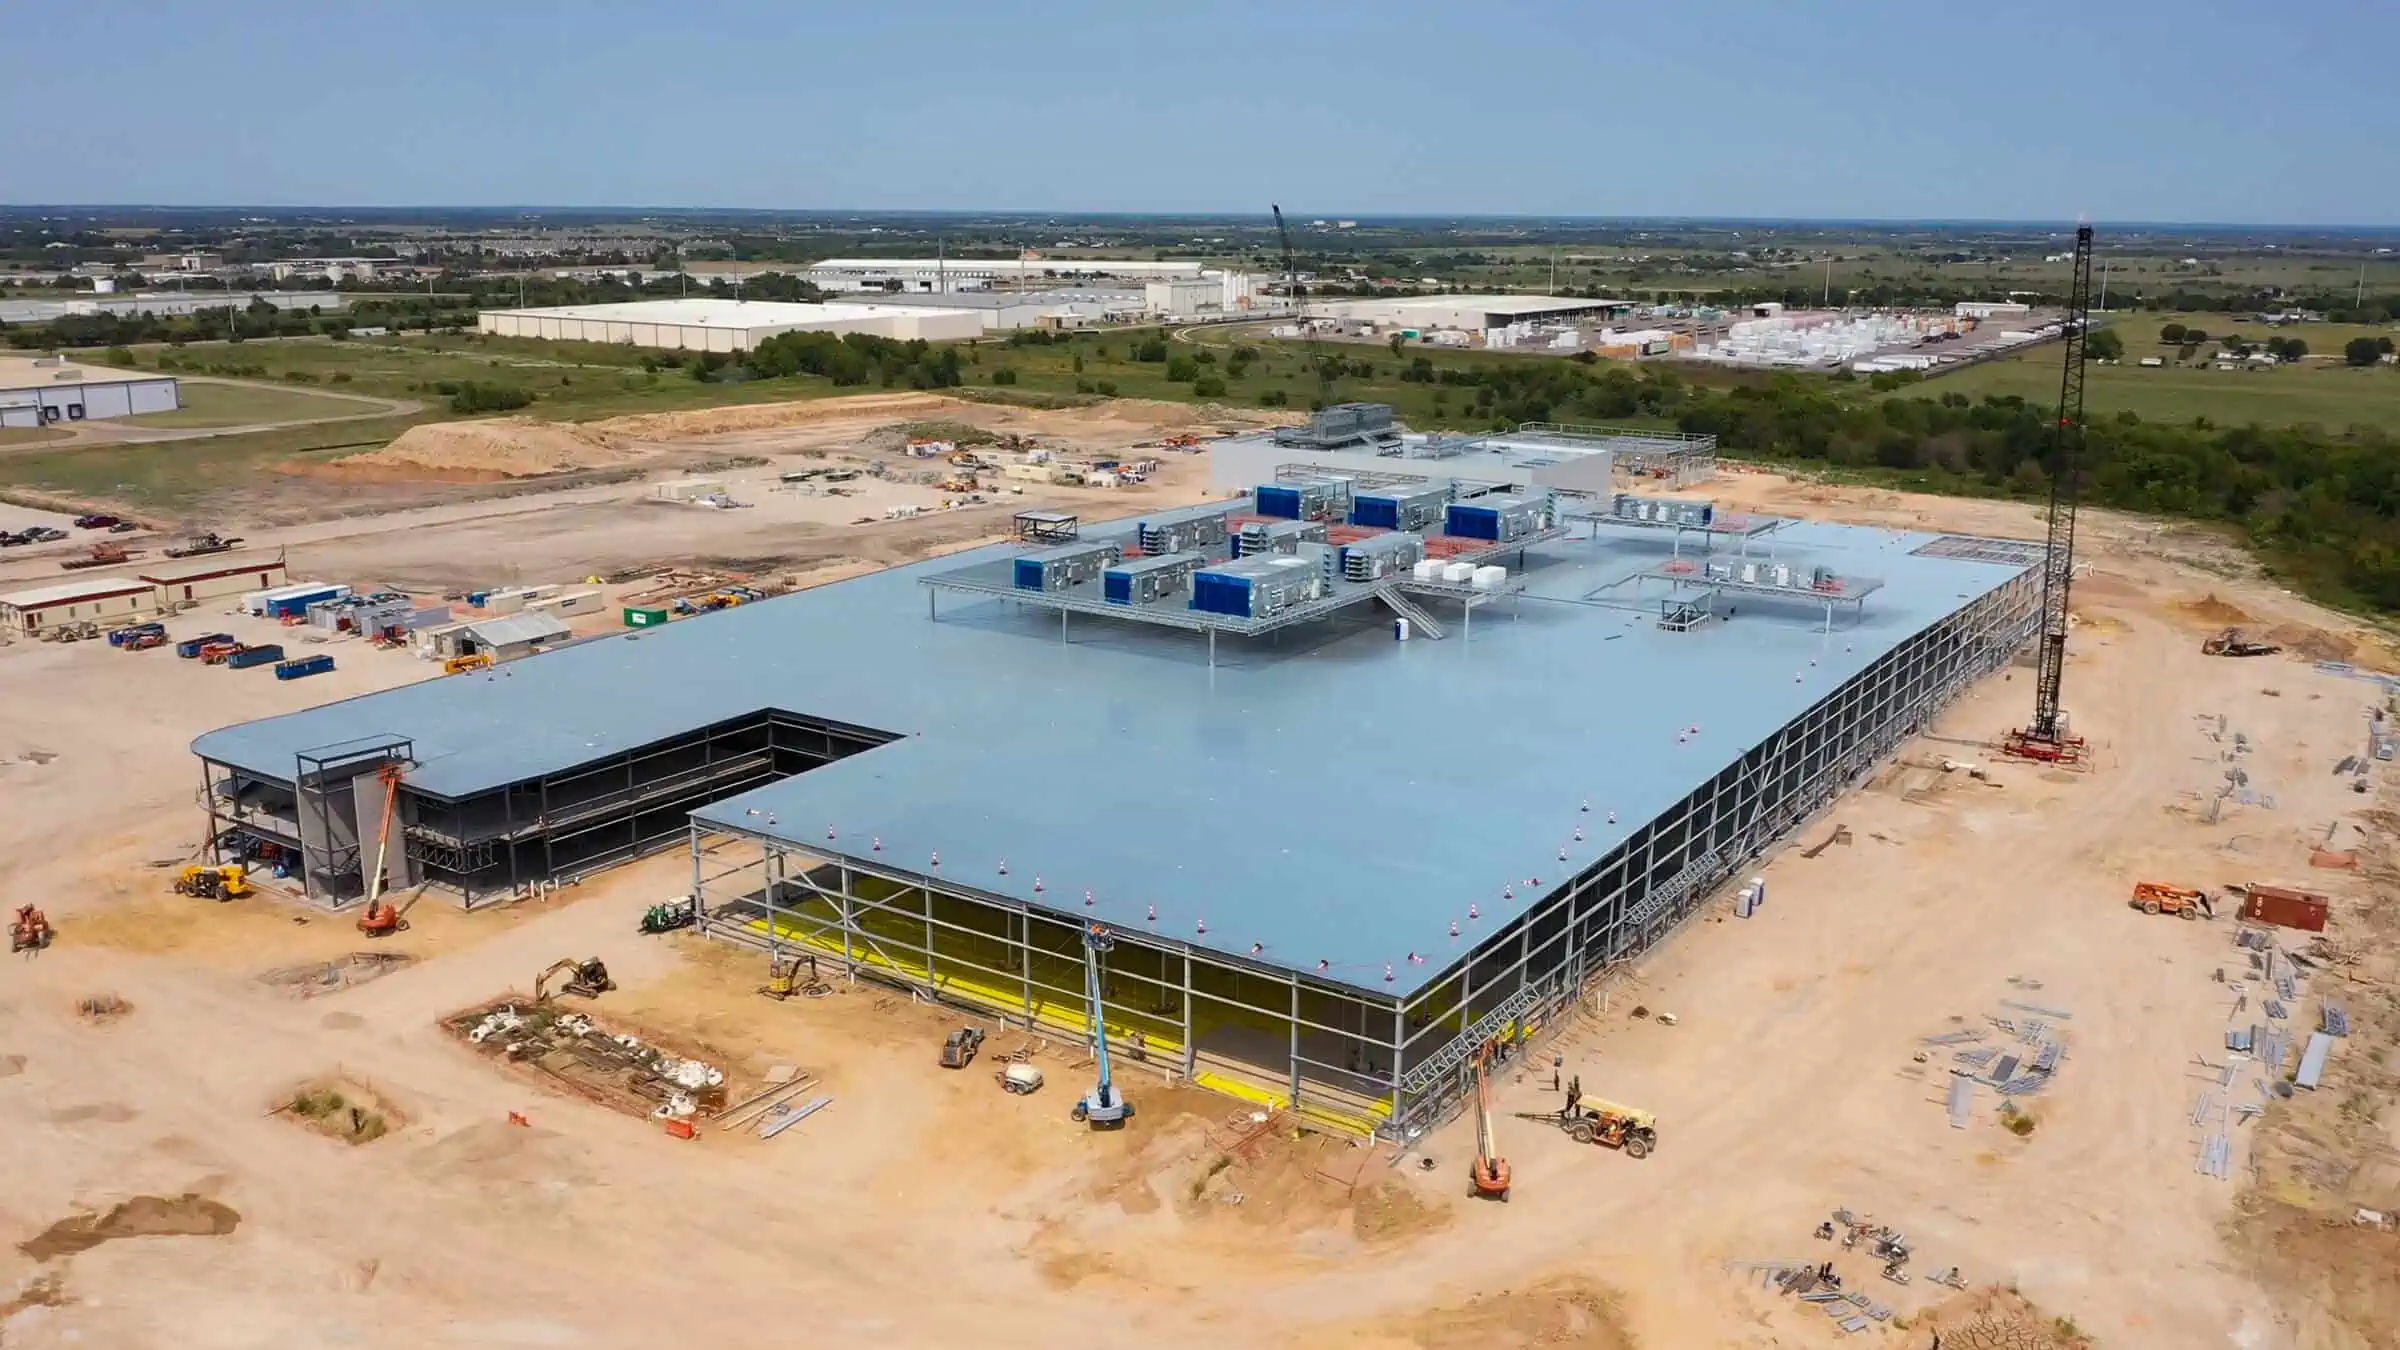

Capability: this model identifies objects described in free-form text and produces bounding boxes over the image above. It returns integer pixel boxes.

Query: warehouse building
[0,575,163,634]
[1319,294,1633,333]
[805,257,1209,293]
[141,555,291,608]
[191,477,2042,1137]
[866,289,1143,332]
[477,298,982,352]
[0,355,180,428]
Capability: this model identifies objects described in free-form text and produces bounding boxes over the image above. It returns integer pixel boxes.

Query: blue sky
[4,0,2392,223]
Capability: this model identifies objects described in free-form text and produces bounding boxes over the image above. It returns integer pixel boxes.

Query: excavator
[535,957,615,1001]
[1469,1040,1511,1201]
[172,863,252,901]
[2132,881,2210,919]
[2201,628,2282,658]
[11,905,53,954]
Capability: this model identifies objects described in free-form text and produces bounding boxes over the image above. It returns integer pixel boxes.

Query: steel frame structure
[200,710,894,908]
[696,560,2040,1139]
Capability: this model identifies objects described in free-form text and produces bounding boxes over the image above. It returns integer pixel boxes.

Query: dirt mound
[20,1194,240,1262]
[340,418,635,477]
[2263,622,2358,663]
[2177,593,2255,625]
[281,1078,402,1145]
[1307,1275,1636,1350]
[592,393,967,442]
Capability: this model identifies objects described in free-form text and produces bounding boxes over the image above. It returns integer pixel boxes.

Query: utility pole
[2097,255,2109,311]
[1822,257,1833,308]
[2360,262,2369,309]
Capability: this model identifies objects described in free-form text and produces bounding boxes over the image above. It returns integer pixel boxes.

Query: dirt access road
[1,465,2394,1348]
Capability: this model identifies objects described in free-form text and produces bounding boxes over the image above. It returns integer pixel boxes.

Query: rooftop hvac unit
[1339,531,1426,582]
[1411,558,1444,581]
[1253,476,1355,522]
[1443,494,1552,543]
[1137,511,1230,555]
[1103,551,1205,605]
[1441,561,1475,584]
[1234,518,1327,558]
[1190,555,1328,618]
[1013,540,1123,592]
[1350,481,1453,532]
[1471,565,1507,591]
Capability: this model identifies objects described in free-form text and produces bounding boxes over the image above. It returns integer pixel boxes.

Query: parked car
[25,527,66,542]
[106,521,138,533]
[0,532,26,548]
[72,514,119,529]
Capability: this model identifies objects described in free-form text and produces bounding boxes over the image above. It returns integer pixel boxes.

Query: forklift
[1518,1089,1660,1159]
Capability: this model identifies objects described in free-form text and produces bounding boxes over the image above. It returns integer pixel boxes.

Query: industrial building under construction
[190,426,2044,1138]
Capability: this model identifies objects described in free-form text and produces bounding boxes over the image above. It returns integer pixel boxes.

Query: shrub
[1093,380,1118,396]
[1192,375,1227,398]
[1165,356,1198,382]
[447,382,533,414]
[991,367,1019,385]
[1258,388,1289,407]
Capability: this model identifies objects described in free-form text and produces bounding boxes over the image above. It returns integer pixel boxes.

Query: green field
[1916,312,2400,430]
[124,378,390,428]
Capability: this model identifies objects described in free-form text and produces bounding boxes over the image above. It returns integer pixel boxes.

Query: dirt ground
[3,452,2398,1348]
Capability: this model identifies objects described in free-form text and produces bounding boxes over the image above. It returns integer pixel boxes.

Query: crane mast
[2006,224,2094,763]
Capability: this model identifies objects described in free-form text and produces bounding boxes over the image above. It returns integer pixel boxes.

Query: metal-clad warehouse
[189,503,2041,1136]
[0,576,163,634]
[141,556,289,607]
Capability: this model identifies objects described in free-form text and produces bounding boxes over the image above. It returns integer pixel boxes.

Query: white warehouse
[805,257,1209,294]
[477,299,983,352]
[0,355,179,429]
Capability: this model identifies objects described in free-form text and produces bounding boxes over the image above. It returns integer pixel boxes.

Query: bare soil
[5,457,2400,1347]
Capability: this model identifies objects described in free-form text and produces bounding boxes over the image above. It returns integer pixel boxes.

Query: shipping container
[2240,885,2329,933]
[273,654,336,681]
[1136,510,1230,556]
[624,606,671,628]
[1339,531,1425,582]
[107,622,166,647]
[1103,551,1205,605]
[1190,555,1327,619]
[175,632,236,658]
[1444,494,1552,543]
[1351,482,1453,532]
[262,584,349,620]
[226,643,285,669]
[1012,540,1122,592]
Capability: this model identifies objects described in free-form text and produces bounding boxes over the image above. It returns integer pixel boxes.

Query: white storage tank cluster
[1692,311,1958,369]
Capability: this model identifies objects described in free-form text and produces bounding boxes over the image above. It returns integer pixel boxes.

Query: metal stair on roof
[1375,587,1445,639]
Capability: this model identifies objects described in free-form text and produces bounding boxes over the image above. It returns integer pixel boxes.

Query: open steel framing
[694,560,2041,1139]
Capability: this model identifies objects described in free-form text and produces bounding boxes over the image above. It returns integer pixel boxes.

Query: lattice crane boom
[2028,224,2095,744]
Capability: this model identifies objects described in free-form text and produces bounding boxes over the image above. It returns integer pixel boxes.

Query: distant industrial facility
[803,256,1213,293]
[0,354,180,429]
[1318,293,1634,332]
[475,298,985,351]
[189,411,2041,1138]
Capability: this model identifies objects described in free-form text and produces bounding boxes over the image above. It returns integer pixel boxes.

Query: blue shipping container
[227,644,285,669]
[273,655,336,680]
[176,632,235,659]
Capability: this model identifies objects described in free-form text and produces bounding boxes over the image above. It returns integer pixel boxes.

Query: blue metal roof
[194,517,2026,994]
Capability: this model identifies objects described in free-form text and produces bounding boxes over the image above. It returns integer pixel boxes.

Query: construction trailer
[0,576,162,635]
[191,514,2041,1134]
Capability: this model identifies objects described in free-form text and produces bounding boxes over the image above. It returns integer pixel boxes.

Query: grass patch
[283,1078,397,1145]
[1920,311,2400,431]
[121,379,388,429]
[0,416,426,514]
[2002,1103,2039,1136]
[0,426,69,447]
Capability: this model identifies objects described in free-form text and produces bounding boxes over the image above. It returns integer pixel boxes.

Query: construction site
[7,236,2400,1350]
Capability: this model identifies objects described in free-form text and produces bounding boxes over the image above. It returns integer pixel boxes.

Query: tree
[2346,337,2384,367]
[2084,328,2124,362]
[1192,375,1227,398]
[1387,333,1406,356]
[990,367,1018,385]
[2182,328,2210,345]
[1165,355,1198,383]
[2159,322,2187,344]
